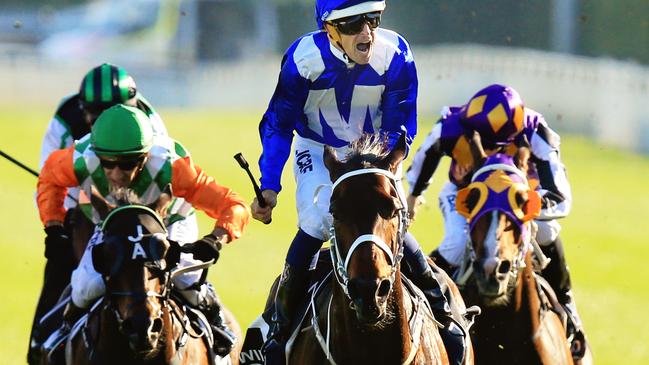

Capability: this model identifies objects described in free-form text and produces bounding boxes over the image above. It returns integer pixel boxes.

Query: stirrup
[567,329,586,360]
[212,325,236,357]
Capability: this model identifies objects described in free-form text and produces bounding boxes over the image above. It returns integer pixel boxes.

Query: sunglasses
[99,156,145,171]
[330,12,381,35]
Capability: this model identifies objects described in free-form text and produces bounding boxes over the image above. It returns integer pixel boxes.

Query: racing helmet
[315,0,386,29]
[91,105,153,157]
[460,84,525,146]
[79,63,137,112]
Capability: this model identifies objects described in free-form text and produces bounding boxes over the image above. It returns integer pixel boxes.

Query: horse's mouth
[475,273,511,306]
[351,297,394,329]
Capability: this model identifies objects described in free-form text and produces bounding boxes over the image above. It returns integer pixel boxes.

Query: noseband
[329,168,408,299]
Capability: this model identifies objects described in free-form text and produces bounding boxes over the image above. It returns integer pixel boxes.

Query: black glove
[44,225,73,262]
[183,234,222,262]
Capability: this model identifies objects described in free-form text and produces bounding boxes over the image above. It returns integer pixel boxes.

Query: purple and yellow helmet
[460,84,525,146]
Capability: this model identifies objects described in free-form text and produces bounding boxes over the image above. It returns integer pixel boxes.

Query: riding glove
[43,225,73,262]
[184,234,222,262]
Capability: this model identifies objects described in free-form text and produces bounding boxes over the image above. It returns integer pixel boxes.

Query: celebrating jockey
[36,105,250,357]
[29,63,169,363]
[405,84,588,359]
[250,1,466,364]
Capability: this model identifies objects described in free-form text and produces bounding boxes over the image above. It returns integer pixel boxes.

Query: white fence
[1,44,648,152]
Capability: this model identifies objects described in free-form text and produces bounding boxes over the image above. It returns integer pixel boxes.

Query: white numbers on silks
[128,225,148,260]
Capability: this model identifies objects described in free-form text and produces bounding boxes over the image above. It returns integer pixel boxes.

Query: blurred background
[1,0,648,364]
[1,0,648,152]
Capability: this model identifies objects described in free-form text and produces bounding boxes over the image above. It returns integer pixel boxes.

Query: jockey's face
[326,12,381,65]
[99,154,148,189]
[81,99,138,127]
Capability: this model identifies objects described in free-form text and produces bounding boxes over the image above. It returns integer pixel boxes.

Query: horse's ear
[383,133,407,173]
[90,186,115,220]
[148,186,172,219]
[468,130,487,167]
[323,145,343,182]
[514,147,531,176]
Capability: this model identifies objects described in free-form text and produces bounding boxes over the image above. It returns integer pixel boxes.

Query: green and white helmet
[79,63,137,110]
[91,105,153,156]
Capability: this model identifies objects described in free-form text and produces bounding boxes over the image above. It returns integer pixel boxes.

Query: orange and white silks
[37,146,250,241]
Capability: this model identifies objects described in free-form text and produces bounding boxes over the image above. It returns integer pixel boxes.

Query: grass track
[1,107,648,364]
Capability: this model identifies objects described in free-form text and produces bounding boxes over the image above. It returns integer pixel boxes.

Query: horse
[282,134,470,365]
[59,203,241,365]
[453,152,592,365]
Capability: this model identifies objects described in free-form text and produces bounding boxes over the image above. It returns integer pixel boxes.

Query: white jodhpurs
[436,182,470,267]
[292,136,406,241]
[70,214,201,308]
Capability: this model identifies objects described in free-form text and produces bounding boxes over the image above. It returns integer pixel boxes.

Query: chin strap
[326,25,353,64]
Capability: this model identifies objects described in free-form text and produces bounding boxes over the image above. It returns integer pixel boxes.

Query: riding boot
[263,263,310,365]
[27,212,76,365]
[430,249,458,278]
[540,237,587,360]
[197,283,237,357]
[407,248,466,365]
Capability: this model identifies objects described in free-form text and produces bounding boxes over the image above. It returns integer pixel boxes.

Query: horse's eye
[466,188,481,212]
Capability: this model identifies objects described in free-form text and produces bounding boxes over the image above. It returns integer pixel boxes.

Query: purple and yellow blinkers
[456,154,541,231]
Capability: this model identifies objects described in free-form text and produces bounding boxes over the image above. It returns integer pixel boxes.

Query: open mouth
[356,41,371,53]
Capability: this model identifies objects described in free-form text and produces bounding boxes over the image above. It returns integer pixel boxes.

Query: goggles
[99,156,146,171]
[329,12,381,35]
[455,181,541,228]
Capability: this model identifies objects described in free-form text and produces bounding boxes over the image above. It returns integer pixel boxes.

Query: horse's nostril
[121,318,134,334]
[497,260,511,274]
[376,279,391,298]
[150,317,163,334]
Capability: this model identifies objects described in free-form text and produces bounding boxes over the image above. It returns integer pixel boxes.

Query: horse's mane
[343,133,390,168]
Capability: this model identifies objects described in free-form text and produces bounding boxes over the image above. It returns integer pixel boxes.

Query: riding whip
[1,148,78,203]
[233,152,271,224]
[0,149,40,177]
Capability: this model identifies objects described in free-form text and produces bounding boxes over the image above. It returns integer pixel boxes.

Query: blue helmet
[315,0,386,29]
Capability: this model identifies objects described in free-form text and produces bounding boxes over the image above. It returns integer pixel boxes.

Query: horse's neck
[330,276,411,363]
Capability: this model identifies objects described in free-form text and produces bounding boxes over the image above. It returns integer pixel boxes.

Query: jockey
[36,105,250,357]
[405,84,588,359]
[28,63,169,364]
[250,1,466,364]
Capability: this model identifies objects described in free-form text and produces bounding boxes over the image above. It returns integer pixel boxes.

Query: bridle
[328,168,408,299]
[105,262,170,326]
[456,164,531,287]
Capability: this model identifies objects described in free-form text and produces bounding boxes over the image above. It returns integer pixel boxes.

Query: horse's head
[91,205,180,355]
[324,133,408,325]
[456,153,541,306]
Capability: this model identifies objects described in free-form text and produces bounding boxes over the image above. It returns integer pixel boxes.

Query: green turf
[1,107,647,364]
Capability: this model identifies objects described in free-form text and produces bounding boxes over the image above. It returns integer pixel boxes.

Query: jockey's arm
[170,155,251,242]
[406,122,444,198]
[405,124,444,222]
[40,117,73,170]
[380,38,417,155]
[37,146,79,226]
[529,117,572,220]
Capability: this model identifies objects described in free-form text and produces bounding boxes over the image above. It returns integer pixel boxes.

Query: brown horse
[286,134,453,365]
[454,153,592,365]
[65,205,241,365]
